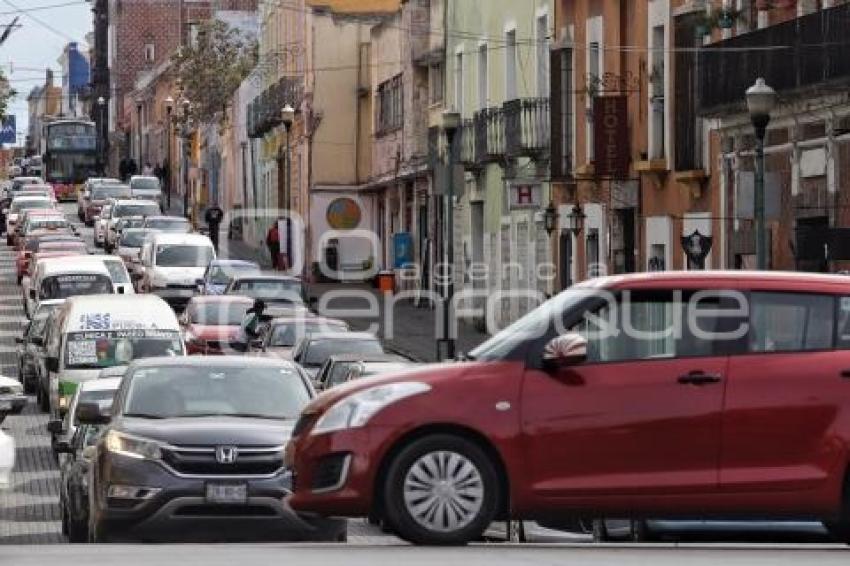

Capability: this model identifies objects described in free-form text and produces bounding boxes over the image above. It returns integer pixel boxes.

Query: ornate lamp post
[746,77,776,270]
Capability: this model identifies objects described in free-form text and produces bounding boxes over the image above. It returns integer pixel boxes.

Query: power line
[0,0,85,16]
[0,0,79,42]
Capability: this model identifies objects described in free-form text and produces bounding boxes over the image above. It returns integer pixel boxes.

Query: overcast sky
[2,1,92,145]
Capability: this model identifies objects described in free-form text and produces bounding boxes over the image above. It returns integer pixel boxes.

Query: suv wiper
[179,412,288,420]
[123,412,167,419]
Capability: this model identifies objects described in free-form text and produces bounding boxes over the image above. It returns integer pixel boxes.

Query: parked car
[180,295,254,355]
[251,316,349,360]
[198,259,261,295]
[290,331,384,379]
[139,232,216,309]
[129,175,163,209]
[315,354,414,391]
[81,356,347,543]
[224,274,308,307]
[0,374,26,420]
[142,215,191,233]
[57,422,106,542]
[284,271,850,545]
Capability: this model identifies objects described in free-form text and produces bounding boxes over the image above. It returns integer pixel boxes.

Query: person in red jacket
[266,222,280,270]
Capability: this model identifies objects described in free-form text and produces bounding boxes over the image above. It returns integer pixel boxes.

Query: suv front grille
[161,445,284,477]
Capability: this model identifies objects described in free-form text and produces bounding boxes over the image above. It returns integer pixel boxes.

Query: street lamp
[135,97,144,170]
[746,77,776,271]
[181,98,192,219]
[164,95,174,211]
[96,96,106,175]
[543,202,558,236]
[566,203,586,237]
[440,110,461,361]
[280,104,295,271]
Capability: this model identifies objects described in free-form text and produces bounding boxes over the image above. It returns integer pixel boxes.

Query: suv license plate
[205,483,247,504]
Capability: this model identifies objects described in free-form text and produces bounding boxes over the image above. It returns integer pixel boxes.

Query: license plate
[0,400,12,411]
[205,483,247,504]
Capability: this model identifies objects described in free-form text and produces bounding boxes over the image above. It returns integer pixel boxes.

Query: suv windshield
[189,302,251,326]
[303,338,383,366]
[40,274,113,300]
[64,329,182,370]
[91,185,131,200]
[231,279,304,303]
[11,199,52,212]
[155,244,215,267]
[120,231,146,247]
[146,218,190,232]
[114,203,159,218]
[208,264,259,285]
[270,321,347,347]
[123,364,311,419]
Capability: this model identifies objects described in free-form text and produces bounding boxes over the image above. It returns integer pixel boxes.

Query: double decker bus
[42,119,99,201]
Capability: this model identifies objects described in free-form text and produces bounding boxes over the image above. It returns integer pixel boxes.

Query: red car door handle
[677,372,723,385]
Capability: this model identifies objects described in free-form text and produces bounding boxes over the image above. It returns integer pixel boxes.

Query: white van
[43,294,184,417]
[140,232,216,308]
[27,259,115,319]
[42,255,135,296]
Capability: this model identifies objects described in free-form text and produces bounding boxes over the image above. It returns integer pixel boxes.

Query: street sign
[0,116,15,145]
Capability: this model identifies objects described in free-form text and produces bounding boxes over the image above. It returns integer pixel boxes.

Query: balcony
[698,3,850,114]
[473,107,505,164]
[247,76,304,139]
[503,98,550,159]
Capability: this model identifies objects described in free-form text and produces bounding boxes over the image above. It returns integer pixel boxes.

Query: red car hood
[189,324,239,341]
[302,360,510,414]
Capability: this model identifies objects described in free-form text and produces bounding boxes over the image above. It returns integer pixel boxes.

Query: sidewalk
[172,204,490,362]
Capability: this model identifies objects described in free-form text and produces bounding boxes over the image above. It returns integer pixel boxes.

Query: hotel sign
[593,96,629,179]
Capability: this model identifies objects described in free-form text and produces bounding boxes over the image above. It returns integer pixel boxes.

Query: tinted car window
[749,292,834,353]
[120,231,146,247]
[123,364,311,419]
[40,274,113,300]
[189,302,251,325]
[303,339,383,366]
[270,321,347,347]
[155,244,215,267]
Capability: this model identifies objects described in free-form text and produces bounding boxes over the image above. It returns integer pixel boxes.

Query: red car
[16,233,80,284]
[180,295,254,355]
[286,271,850,545]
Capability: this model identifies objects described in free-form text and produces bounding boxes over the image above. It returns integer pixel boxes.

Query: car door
[720,291,850,499]
[521,289,732,505]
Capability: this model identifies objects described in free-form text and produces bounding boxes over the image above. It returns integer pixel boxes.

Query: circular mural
[326,197,362,230]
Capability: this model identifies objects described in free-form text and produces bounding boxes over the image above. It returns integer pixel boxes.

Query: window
[574,291,738,363]
[144,43,155,63]
[837,297,850,349]
[505,28,517,101]
[454,50,464,114]
[377,74,403,134]
[650,24,666,160]
[536,13,550,97]
[587,40,600,160]
[477,43,488,110]
[749,293,834,353]
[429,62,444,104]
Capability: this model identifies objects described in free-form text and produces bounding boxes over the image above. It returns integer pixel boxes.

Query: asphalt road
[3,543,850,566]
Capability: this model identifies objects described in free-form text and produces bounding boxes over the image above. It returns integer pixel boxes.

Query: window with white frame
[144,43,155,64]
[505,28,517,101]
[478,43,488,110]
[377,74,403,134]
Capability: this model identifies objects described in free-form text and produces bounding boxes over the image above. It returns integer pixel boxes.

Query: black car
[16,304,54,394]
[57,424,104,542]
[79,356,347,543]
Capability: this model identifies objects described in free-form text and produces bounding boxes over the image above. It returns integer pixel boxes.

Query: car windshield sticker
[67,339,98,365]
[58,275,97,283]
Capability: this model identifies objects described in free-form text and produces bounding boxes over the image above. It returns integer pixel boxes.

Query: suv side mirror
[542,333,588,370]
[76,402,110,425]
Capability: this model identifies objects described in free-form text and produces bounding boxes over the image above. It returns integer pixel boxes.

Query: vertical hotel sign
[593,96,629,179]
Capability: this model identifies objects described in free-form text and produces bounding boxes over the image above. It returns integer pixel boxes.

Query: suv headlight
[105,430,162,460]
[311,382,431,436]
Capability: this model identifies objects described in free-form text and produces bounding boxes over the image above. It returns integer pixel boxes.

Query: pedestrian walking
[204,203,224,252]
[266,222,281,270]
[127,158,138,178]
[119,157,129,181]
